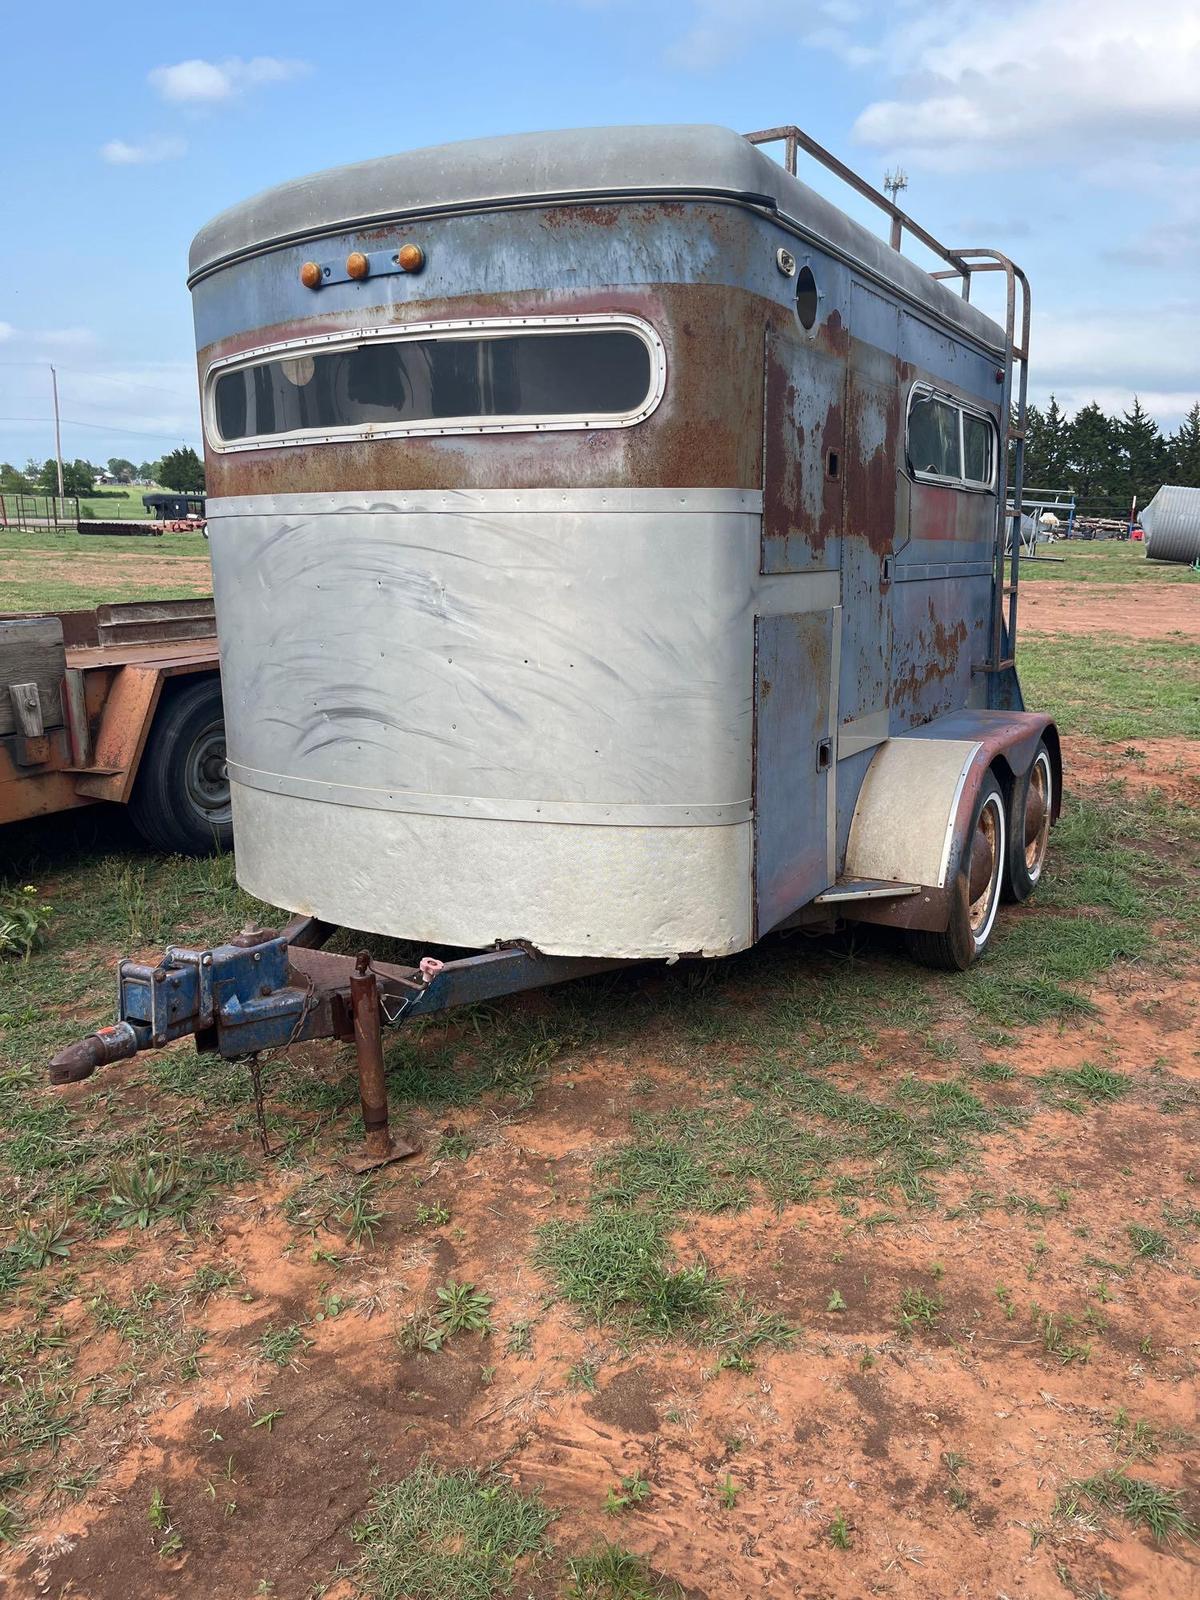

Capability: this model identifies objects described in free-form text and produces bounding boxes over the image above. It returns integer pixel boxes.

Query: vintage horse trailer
[51,125,1061,1159]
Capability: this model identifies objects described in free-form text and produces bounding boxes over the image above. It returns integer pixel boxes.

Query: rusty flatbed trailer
[1,598,230,853]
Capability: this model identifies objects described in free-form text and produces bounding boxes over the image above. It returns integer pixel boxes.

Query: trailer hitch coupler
[49,1021,141,1085]
[349,952,418,1169]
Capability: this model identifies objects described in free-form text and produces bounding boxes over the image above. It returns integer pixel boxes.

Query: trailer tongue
[48,918,622,1165]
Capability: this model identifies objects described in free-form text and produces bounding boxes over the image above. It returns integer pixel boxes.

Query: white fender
[843,737,983,890]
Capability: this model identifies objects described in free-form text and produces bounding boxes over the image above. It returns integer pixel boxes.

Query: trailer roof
[189,124,1005,353]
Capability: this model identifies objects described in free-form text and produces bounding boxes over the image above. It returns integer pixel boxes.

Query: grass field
[1020,537,1200,583]
[77,486,160,520]
[0,526,210,612]
[1,535,1197,1600]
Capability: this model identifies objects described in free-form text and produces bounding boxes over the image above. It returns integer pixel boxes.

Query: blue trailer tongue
[47,916,624,1165]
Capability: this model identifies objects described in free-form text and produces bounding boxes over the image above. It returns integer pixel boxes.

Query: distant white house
[93,470,118,486]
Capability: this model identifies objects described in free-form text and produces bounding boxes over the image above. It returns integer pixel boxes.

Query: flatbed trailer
[1,598,230,853]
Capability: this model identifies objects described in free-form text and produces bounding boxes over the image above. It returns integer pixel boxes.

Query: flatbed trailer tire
[128,675,232,855]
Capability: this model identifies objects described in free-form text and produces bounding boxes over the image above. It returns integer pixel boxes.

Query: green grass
[75,485,161,521]
[0,525,210,612]
[1019,539,1200,585]
[1056,1469,1196,1545]
[566,1542,681,1599]
[352,1459,554,1600]
[1021,637,1200,740]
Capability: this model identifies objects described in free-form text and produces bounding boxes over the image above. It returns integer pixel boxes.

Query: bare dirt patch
[2,713,1197,1598]
[1068,737,1200,804]
[1021,580,1199,640]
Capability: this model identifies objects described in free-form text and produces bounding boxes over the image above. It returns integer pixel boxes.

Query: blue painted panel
[754,610,835,934]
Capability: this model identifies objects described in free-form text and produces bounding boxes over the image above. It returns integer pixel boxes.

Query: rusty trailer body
[1,599,231,853]
[187,122,1057,964]
[50,124,1061,1157]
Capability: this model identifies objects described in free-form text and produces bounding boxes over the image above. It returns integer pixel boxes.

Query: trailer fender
[842,711,1059,932]
[73,661,224,806]
[73,666,166,804]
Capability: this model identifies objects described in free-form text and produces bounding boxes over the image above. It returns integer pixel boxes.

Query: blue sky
[2,0,1197,468]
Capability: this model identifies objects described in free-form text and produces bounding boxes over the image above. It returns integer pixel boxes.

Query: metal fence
[0,493,81,531]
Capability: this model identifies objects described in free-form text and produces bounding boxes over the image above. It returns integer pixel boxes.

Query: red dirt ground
[3,581,1197,1600]
[1019,581,1198,640]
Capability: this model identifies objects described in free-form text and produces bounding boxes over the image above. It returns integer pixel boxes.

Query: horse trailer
[51,124,1060,1164]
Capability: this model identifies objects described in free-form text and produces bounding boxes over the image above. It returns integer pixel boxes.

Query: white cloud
[0,322,12,342]
[1031,305,1200,412]
[149,56,310,106]
[665,0,876,71]
[852,0,1200,164]
[100,136,187,165]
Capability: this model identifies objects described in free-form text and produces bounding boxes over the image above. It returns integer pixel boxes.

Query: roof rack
[743,125,1031,702]
[742,125,977,290]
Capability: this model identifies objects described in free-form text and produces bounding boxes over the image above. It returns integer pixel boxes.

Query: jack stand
[349,951,419,1172]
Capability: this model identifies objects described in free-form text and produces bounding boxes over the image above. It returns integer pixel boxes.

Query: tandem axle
[48,917,620,1166]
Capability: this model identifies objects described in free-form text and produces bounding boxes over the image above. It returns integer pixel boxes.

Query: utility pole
[50,364,65,504]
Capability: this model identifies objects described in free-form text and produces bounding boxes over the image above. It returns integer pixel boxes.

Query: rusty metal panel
[889,574,991,729]
[753,610,835,935]
[838,369,898,730]
[73,666,165,803]
[762,327,845,574]
[96,599,216,648]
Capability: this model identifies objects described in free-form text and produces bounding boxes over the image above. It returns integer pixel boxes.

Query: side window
[963,412,993,486]
[907,386,996,489]
[908,392,961,478]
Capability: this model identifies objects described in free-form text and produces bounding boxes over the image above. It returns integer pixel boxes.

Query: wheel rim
[184,720,232,826]
[966,792,1005,946]
[1023,752,1053,883]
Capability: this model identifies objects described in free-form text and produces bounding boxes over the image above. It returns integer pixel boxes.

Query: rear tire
[128,676,232,855]
[1003,740,1054,902]
[906,773,1006,971]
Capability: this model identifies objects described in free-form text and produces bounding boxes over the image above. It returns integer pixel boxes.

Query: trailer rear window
[907,386,996,489]
[209,320,662,448]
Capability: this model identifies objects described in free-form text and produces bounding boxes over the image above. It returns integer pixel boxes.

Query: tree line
[0,447,205,498]
[1020,398,1200,516]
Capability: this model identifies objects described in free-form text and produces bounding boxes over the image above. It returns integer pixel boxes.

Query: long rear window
[208,319,662,448]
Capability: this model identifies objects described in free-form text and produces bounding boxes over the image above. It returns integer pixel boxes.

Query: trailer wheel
[1003,740,1054,903]
[906,774,1006,971]
[128,676,232,855]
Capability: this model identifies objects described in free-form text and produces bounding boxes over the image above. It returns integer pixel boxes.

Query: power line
[0,363,191,401]
[0,415,196,443]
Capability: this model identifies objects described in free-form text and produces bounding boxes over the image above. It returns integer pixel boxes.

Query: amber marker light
[299,261,323,290]
[346,251,371,280]
[396,243,425,273]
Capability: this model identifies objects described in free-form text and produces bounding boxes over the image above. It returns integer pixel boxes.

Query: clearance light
[395,243,425,273]
[299,261,323,290]
[346,251,371,280]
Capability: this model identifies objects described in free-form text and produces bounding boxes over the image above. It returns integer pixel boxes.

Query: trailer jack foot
[350,951,419,1169]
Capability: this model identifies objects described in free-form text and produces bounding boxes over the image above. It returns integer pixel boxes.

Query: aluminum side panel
[232,785,753,959]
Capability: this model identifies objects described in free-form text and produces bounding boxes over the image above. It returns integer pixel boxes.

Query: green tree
[137,459,162,484]
[1116,396,1167,511]
[34,457,95,496]
[158,446,205,493]
[1170,403,1200,487]
[0,462,31,492]
[107,457,137,483]
[1065,403,1119,505]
